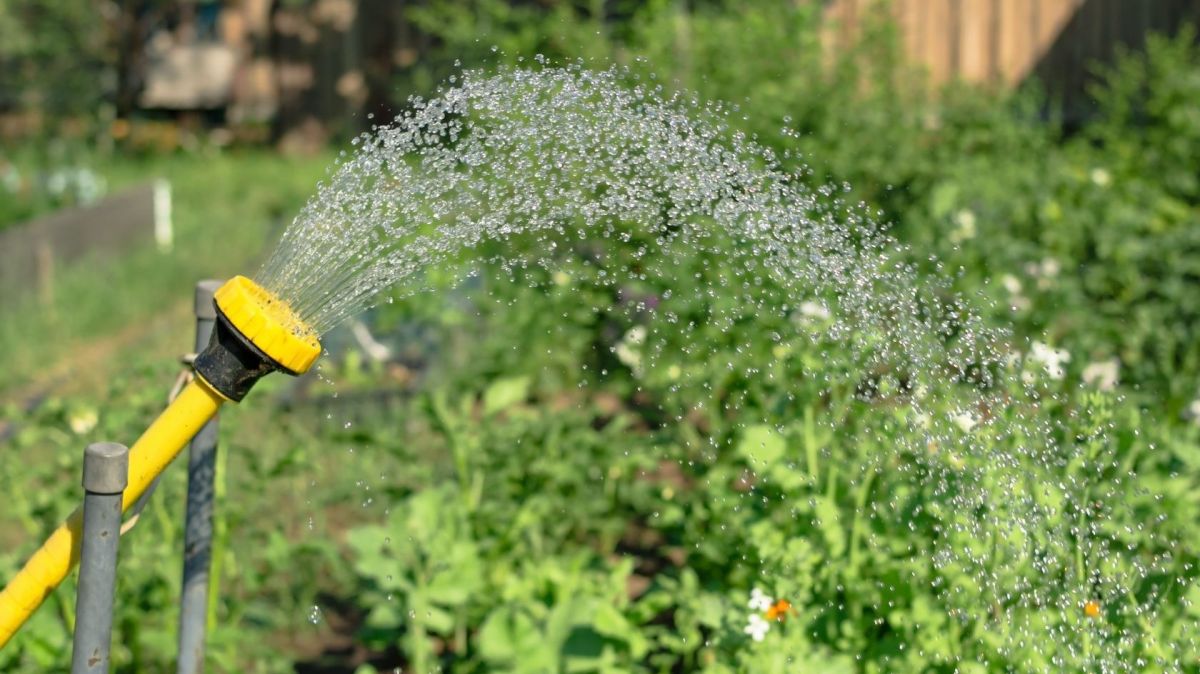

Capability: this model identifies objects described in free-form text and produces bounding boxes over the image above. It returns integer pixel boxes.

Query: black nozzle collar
[192,304,301,401]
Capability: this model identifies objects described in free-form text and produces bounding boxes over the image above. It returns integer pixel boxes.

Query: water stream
[255,63,1179,671]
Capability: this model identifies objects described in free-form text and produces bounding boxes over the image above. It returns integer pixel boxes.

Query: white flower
[798,301,831,322]
[999,274,1030,311]
[1029,341,1071,380]
[615,343,641,373]
[1082,359,1119,391]
[1,164,20,193]
[744,613,771,642]
[949,209,977,243]
[1186,399,1200,426]
[1004,350,1023,369]
[47,170,68,196]
[951,410,977,433]
[1090,168,1111,188]
[1026,258,1061,289]
[615,326,648,375]
[68,408,98,435]
[748,587,774,612]
[74,168,105,204]
[745,588,776,642]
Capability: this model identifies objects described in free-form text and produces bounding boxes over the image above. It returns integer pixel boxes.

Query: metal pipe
[70,442,129,674]
[1,275,320,649]
[178,280,222,674]
[0,378,226,648]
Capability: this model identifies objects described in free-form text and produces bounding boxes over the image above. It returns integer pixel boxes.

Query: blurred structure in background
[0,0,428,151]
[828,0,1200,117]
[1,0,1197,151]
[124,0,412,151]
[139,5,237,112]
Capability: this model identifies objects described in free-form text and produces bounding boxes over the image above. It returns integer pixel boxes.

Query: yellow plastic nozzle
[214,275,321,374]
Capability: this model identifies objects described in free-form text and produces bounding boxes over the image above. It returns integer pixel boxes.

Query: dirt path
[1,299,193,405]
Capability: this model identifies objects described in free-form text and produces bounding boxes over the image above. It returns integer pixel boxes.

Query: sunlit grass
[0,150,331,392]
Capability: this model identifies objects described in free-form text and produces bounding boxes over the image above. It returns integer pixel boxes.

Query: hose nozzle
[193,276,321,401]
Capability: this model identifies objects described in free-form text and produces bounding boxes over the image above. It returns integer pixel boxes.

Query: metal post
[178,280,222,674]
[71,442,129,674]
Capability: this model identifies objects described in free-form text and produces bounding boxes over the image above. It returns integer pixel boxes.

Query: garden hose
[0,276,320,649]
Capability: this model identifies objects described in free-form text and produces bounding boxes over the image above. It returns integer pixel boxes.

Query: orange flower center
[766,599,792,622]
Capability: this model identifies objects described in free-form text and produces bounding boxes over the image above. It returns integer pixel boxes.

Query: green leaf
[737,424,786,465]
[478,608,522,662]
[813,496,846,555]
[930,181,960,219]
[412,593,455,635]
[484,375,532,414]
[1185,582,1200,618]
[478,607,551,667]
[365,602,404,630]
[427,571,475,606]
[591,603,648,658]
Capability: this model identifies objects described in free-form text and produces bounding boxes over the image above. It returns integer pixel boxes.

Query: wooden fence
[825,0,1200,108]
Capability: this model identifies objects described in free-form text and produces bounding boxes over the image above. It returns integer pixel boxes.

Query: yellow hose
[0,377,226,649]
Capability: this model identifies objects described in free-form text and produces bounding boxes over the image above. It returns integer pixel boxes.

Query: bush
[0,0,112,128]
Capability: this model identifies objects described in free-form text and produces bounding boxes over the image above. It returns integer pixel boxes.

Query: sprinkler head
[193,276,321,401]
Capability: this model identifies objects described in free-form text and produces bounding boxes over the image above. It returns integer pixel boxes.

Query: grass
[0,150,331,394]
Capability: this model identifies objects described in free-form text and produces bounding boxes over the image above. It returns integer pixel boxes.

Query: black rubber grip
[192,303,298,401]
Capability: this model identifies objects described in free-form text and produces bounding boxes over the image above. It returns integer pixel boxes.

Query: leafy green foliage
[0,0,111,122]
[3,3,1200,673]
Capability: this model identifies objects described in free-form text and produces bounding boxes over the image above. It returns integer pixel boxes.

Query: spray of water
[256,62,1184,671]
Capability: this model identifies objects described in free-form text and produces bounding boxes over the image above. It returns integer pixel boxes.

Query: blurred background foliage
[2,1,1200,672]
[0,0,113,127]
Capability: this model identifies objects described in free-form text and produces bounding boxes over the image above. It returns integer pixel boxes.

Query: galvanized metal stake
[178,280,222,674]
[71,442,129,674]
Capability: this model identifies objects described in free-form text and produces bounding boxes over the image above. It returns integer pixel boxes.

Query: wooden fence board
[824,0,1197,86]
[820,0,1200,116]
[896,0,928,71]
[997,0,1034,85]
[958,0,995,81]
[925,0,957,84]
